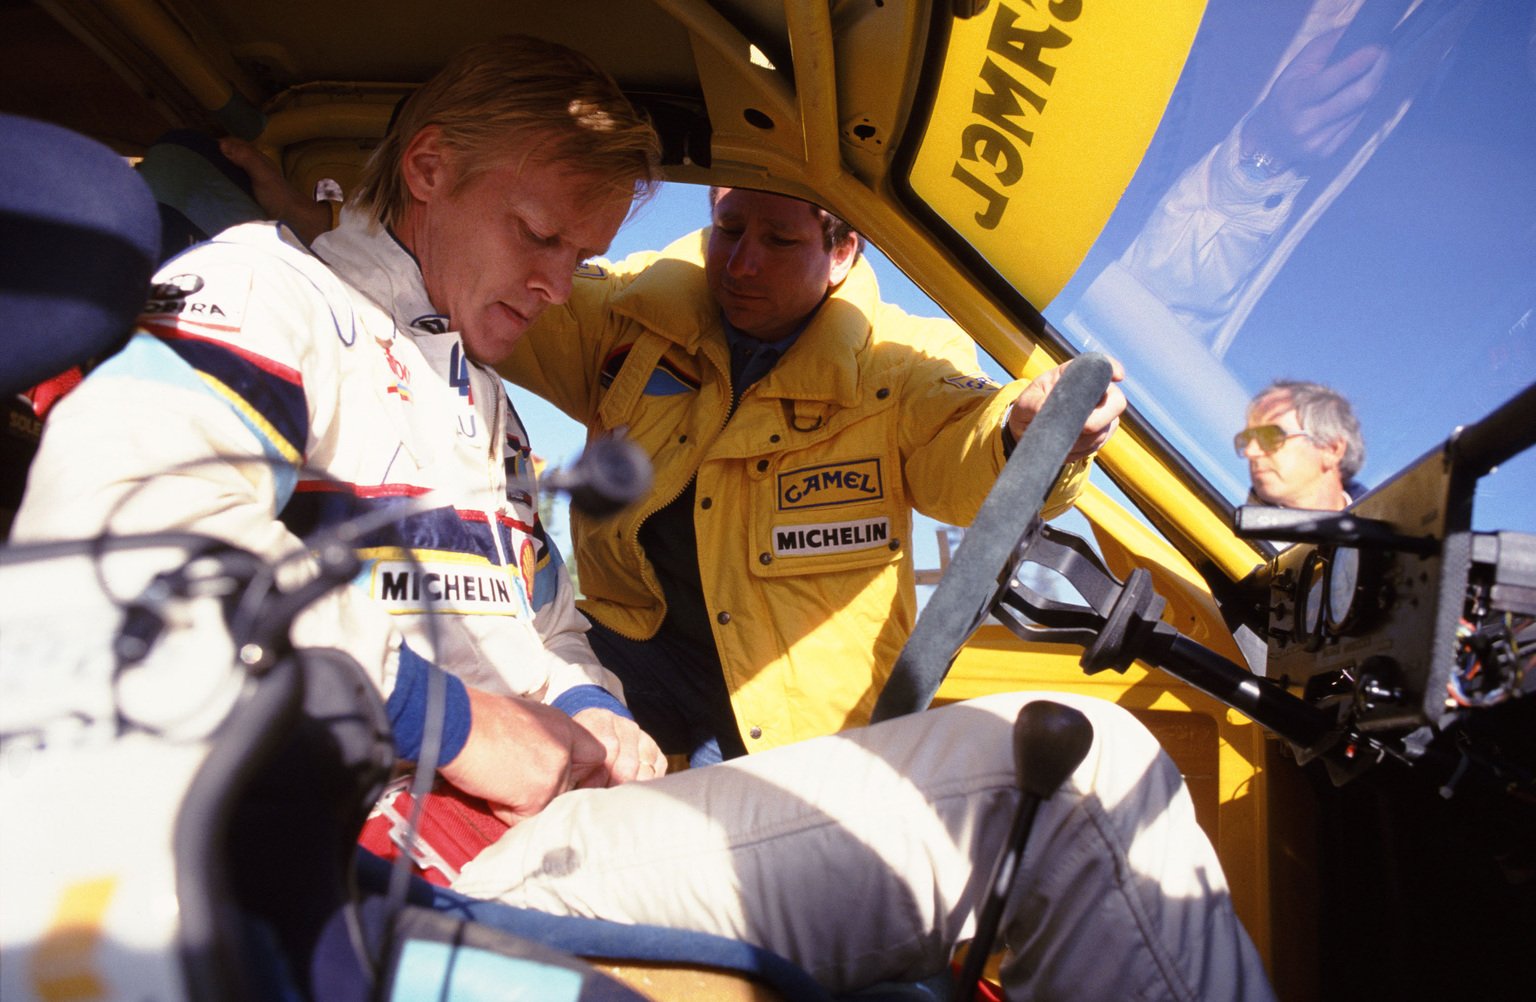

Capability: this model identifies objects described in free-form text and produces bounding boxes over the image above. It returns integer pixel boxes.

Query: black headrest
[0,115,161,398]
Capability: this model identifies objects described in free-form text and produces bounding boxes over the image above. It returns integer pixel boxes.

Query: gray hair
[1251,379,1366,480]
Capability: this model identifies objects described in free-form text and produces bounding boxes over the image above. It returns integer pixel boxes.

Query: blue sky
[1041,1,1536,536]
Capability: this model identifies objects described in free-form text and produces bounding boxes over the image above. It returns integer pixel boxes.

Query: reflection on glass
[1297,549,1328,649]
[1327,545,1360,632]
[1042,0,1536,533]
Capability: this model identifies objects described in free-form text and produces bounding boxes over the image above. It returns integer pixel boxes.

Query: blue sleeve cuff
[385,643,472,766]
[550,684,633,721]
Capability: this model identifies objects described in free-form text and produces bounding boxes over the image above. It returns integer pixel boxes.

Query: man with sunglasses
[1236,380,1366,510]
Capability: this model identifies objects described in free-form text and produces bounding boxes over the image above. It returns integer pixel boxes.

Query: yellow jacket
[501,230,1088,751]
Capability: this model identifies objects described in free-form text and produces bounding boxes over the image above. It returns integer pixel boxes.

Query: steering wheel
[869,353,1116,723]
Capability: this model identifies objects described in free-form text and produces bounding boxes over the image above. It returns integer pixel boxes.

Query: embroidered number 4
[449,342,475,403]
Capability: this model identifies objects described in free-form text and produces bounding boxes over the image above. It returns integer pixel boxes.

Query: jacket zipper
[480,361,519,600]
[609,338,737,641]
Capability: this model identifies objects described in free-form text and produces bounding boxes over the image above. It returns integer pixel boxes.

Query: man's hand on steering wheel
[872,353,1122,723]
[1006,356,1126,462]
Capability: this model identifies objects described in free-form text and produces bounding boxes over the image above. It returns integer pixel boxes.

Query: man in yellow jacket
[501,187,1125,764]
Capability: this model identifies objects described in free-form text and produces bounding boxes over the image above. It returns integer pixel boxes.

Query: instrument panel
[1237,384,1536,777]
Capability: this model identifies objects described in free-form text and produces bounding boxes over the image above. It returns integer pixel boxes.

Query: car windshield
[912,0,1536,534]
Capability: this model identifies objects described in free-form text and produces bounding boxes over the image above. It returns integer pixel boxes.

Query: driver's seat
[0,113,162,535]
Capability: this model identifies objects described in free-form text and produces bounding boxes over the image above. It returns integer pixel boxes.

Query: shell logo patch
[519,538,537,602]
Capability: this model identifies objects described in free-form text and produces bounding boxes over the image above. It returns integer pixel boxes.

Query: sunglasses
[1233,424,1309,455]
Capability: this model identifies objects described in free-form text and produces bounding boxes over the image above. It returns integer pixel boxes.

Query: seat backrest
[0,114,160,399]
[136,129,265,263]
[0,114,162,536]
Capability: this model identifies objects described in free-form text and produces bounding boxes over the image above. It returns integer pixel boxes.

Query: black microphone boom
[540,438,653,518]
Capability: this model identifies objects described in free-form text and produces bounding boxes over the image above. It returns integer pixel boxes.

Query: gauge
[1327,547,1361,633]
[1326,545,1386,635]
[1294,549,1328,651]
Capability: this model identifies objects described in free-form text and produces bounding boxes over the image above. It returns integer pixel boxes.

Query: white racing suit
[13,211,1274,1001]
[15,211,620,707]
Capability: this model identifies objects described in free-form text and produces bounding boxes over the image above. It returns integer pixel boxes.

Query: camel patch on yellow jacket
[777,458,883,510]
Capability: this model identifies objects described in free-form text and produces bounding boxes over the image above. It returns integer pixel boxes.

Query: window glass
[912,0,1536,533]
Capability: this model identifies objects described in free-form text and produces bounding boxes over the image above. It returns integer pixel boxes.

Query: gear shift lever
[955,700,1094,1002]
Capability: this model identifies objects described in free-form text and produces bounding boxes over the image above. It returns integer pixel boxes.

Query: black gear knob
[957,700,1095,1002]
[1014,700,1094,798]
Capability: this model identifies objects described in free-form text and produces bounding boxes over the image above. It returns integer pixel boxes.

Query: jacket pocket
[745,417,909,579]
[749,492,907,580]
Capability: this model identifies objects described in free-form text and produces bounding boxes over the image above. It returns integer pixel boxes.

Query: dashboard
[1239,383,1536,785]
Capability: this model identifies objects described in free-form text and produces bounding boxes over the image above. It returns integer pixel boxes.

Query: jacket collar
[610,228,881,408]
[312,206,454,335]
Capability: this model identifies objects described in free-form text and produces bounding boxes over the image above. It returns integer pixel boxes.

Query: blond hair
[355,36,660,228]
